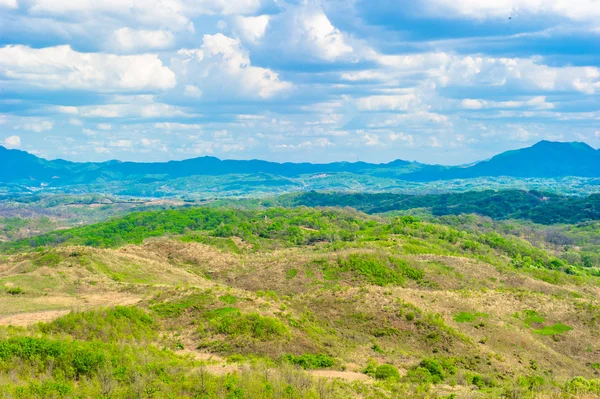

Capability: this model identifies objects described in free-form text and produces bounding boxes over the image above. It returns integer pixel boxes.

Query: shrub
[6,287,23,295]
[208,308,289,340]
[284,354,334,369]
[375,364,400,381]
[0,337,105,378]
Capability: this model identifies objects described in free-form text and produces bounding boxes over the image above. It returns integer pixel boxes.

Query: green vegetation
[374,364,401,381]
[453,311,489,323]
[283,353,334,369]
[533,323,574,336]
[274,190,600,224]
[0,196,599,398]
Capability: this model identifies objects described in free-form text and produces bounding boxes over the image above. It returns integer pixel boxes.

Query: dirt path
[0,310,71,327]
[308,370,373,382]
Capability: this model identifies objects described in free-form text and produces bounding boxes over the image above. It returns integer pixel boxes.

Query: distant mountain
[1,141,599,188]
[0,146,416,185]
[402,141,600,181]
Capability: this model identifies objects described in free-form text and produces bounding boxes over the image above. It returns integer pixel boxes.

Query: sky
[0,0,599,165]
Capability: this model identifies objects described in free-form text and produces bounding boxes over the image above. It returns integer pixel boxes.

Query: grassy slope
[0,207,599,398]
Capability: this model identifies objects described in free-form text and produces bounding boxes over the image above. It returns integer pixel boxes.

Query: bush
[0,337,105,378]
[6,287,23,295]
[407,358,456,384]
[284,354,334,369]
[375,364,400,381]
[208,308,289,340]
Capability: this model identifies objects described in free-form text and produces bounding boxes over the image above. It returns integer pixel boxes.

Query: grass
[453,312,489,323]
[533,323,574,336]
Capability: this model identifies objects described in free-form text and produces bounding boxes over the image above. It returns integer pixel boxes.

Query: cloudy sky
[1,0,599,165]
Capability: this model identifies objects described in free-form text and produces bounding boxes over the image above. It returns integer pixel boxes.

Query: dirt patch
[0,310,70,327]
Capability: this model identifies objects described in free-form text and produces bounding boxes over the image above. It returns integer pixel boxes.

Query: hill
[268,190,600,224]
[0,206,599,398]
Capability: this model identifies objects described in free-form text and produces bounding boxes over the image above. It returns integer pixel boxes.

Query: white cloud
[55,106,79,114]
[389,132,415,145]
[18,121,53,132]
[0,45,176,91]
[461,96,554,110]
[83,128,98,136]
[140,138,166,149]
[109,139,133,148]
[271,5,355,62]
[237,114,265,120]
[111,28,175,52]
[461,99,485,109]
[231,15,270,43]
[273,137,334,150]
[184,84,203,98]
[429,137,442,148]
[0,0,17,9]
[171,33,292,99]
[94,146,110,154]
[155,122,203,130]
[356,94,419,111]
[59,96,192,119]
[360,131,380,146]
[422,0,600,24]
[4,135,20,148]
[97,123,112,130]
[510,126,539,141]
[69,119,83,126]
[28,0,194,31]
[357,52,600,94]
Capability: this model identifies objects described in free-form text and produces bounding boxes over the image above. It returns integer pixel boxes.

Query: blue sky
[0,0,599,165]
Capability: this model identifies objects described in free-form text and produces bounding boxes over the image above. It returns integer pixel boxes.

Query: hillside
[0,206,599,398]
[268,190,600,224]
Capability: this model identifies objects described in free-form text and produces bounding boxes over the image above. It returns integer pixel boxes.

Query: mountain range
[1,140,599,188]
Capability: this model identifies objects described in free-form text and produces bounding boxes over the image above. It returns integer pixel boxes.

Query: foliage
[374,364,401,381]
[283,353,334,369]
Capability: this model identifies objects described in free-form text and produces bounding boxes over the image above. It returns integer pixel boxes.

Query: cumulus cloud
[230,15,270,43]
[350,52,600,94]
[171,33,292,99]
[111,28,175,52]
[3,135,20,148]
[266,5,355,62]
[0,45,176,91]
